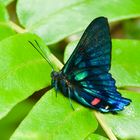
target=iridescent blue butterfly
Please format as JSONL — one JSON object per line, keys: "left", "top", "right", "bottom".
{"left": 29, "top": 17, "right": 131, "bottom": 113}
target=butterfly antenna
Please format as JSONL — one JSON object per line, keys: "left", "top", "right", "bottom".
{"left": 28, "top": 40, "right": 54, "bottom": 71}
{"left": 68, "top": 88, "right": 75, "bottom": 111}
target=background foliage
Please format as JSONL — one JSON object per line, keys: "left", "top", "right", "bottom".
{"left": 0, "top": 0, "right": 140, "bottom": 140}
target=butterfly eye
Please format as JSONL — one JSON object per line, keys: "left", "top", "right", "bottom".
{"left": 51, "top": 71, "right": 58, "bottom": 77}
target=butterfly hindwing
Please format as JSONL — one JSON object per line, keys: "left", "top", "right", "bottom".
{"left": 61, "top": 17, "right": 131, "bottom": 112}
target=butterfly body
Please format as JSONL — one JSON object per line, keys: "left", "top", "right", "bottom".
{"left": 51, "top": 71, "right": 69, "bottom": 96}
{"left": 51, "top": 17, "right": 131, "bottom": 113}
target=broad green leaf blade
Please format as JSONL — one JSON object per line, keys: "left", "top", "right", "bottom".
{"left": 17, "top": 0, "right": 140, "bottom": 45}
{"left": 102, "top": 90, "right": 140, "bottom": 140}
{"left": 0, "top": 99, "right": 34, "bottom": 140}
{"left": 64, "top": 39, "right": 140, "bottom": 87}
{"left": 0, "top": 33, "right": 52, "bottom": 119}
{"left": 0, "top": 0, "right": 14, "bottom": 6}
{"left": 111, "top": 39, "right": 140, "bottom": 87}
{"left": 0, "top": 22, "right": 15, "bottom": 41}
{"left": 0, "top": 3, "right": 9, "bottom": 21}
{"left": 86, "top": 134, "right": 109, "bottom": 140}
{"left": 11, "top": 89, "right": 98, "bottom": 140}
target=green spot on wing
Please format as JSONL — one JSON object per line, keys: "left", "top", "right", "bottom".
{"left": 75, "top": 71, "right": 88, "bottom": 81}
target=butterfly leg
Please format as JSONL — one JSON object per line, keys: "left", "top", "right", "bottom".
{"left": 68, "top": 87, "right": 75, "bottom": 111}
{"left": 54, "top": 80, "right": 58, "bottom": 97}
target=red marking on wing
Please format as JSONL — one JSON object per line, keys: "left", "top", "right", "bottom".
{"left": 91, "top": 98, "right": 101, "bottom": 105}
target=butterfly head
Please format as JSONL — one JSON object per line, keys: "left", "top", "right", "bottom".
{"left": 51, "top": 71, "right": 60, "bottom": 78}
{"left": 51, "top": 71, "right": 61, "bottom": 87}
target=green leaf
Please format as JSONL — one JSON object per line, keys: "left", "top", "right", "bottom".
{"left": 0, "top": 33, "right": 52, "bottom": 119}
{"left": 0, "top": 2, "right": 9, "bottom": 21}
{"left": 0, "top": 99, "right": 34, "bottom": 140}
{"left": 86, "top": 134, "right": 109, "bottom": 140}
{"left": 0, "top": 0, "right": 14, "bottom": 6}
{"left": 17, "top": 0, "right": 140, "bottom": 45}
{"left": 111, "top": 39, "right": 140, "bottom": 87}
{"left": 64, "top": 40, "right": 78, "bottom": 63}
{"left": 11, "top": 89, "right": 98, "bottom": 140}
{"left": 0, "top": 22, "right": 15, "bottom": 41}
{"left": 103, "top": 90, "right": 140, "bottom": 140}
{"left": 64, "top": 39, "right": 140, "bottom": 87}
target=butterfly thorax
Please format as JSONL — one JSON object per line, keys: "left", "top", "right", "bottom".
{"left": 51, "top": 71, "right": 71, "bottom": 96}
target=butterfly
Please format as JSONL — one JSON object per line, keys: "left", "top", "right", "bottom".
{"left": 29, "top": 17, "right": 131, "bottom": 113}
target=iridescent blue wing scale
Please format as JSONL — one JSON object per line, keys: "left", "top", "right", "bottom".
{"left": 61, "top": 17, "right": 131, "bottom": 112}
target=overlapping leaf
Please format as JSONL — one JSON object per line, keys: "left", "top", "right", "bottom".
{"left": 11, "top": 89, "right": 98, "bottom": 140}
{"left": 0, "top": 0, "right": 14, "bottom": 6}
{"left": 0, "top": 23, "right": 15, "bottom": 40}
{"left": 0, "top": 33, "right": 52, "bottom": 119}
{"left": 0, "top": 2, "right": 14, "bottom": 40}
{"left": 17, "top": 0, "right": 140, "bottom": 44}
{"left": 0, "top": 2, "right": 9, "bottom": 21}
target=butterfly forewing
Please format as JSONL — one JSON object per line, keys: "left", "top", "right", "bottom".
{"left": 62, "top": 17, "right": 111, "bottom": 74}
{"left": 60, "top": 17, "right": 131, "bottom": 112}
